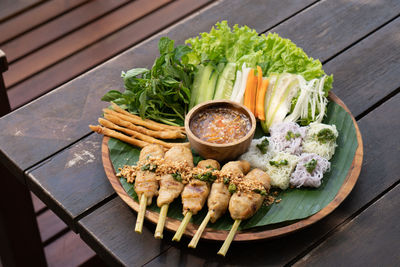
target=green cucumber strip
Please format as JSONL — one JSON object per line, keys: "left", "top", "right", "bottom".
{"left": 213, "top": 62, "right": 236, "bottom": 100}
{"left": 189, "top": 65, "right": 205, "bottom": 109}
{"left": 194, "top": 64, "right": 214, "bottom": 106}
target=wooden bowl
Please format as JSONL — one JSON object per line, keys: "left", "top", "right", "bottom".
{"left": 184, "top": 100, "right": 256, "bottom": 162}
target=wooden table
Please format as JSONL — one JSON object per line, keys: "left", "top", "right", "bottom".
{"left": 1, "top": 0, "right": 399, "bottom": 266}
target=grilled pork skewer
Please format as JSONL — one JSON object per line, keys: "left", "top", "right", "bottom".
{"left": 134, "top": 144, "right": 165, "bottom": 233}
{"left": 218, "top": 168, "right": 271, "bottom": 256}
{"left": 188, "top": 160, "right": 250, "bottom": 248}
{"left": 154, "top": 145, "right": 194, "bottom": 239}
{"left": 172, "top": 159, "right": 220, "bottom": 242}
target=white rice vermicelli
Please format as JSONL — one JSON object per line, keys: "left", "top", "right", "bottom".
{"left": 265, "top": 152, "right": 299, "bottom": 190}
{"left": 302, "top": 123, "right": 338, "bottom": 160}
{"left": 290, "top": 153, "right": 330, "bottom": 188}
{"left": 239, "top": 136, "right": 275, "bottom": 170}
{"left": 270, "top": 122, "right": 307, "bottom": 155}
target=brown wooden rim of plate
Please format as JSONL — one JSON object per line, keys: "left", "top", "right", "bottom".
{"left": 101, "top": 92, "right": 363, "bottom": 242}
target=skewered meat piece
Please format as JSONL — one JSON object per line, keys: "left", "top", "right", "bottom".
{"left": 135, "top": 144, "right": 165, "bottom": 205}
{"left": 229, "top": 168, "right": 271, "bottom": 220}
{"left": 208, "top": 160, "right": 250, "bottom": 223}
{"left": 157, "top": 146, "right": 194, "bottom": 207}
{"left": 181, "top": 159, "right": 220, "bottom": 215}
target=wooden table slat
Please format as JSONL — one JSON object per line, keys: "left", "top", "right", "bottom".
{"left": 0, "top": 0, "right": 44, "bottom": 23}
{"left": 271, "top": 0, "right": 400, "bottom": 63}
{"left": 0, "top": 0, "right": 89, "bottom": 44}
{"left": 6, "top": 0, "right": 214, "bottom": 109}
{"left": 324, "top": 16, "right": 400, "bottom": 117}
{"left": 44, "top": 230, "right": 96, "bottom": 267}
{"left": 77, "top": 197, "right": 170, "bottom": 267}
{"left": 3, "top": 0, "right": 173, "bottom": 87}
{"left": 294, "top": 183, "right": 400, "bottom": 267}
{"left": 2, "top": 0, "right": 131, "bottom": 63}
{"left": 27, "top": 133, "right": 115, "bottom": 230}
{"left": 37, "top": 209, "right": 68, "bottom": 244}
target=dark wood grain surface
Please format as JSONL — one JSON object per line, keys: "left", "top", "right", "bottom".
{"left": 294, "top": 185, "right": 400, "bottom": 267}
{"left": 27, "top": 133, "right": 115, "bottom": 230}
{"left": 2, "top": 0, "right": 131, "bottom": 63}
{"left": 5, "top": 0, "right": 214, "bottom": 109}
{"left": 0, "top": 0, "right": 89, "bottom": 43}
{"left": 78, "top": 197, "right": 170, "bottom": 266}
{"left": 0, "top": 0, "right": 399, "bottom": 265}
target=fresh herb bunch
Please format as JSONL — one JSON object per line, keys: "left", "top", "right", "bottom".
{"left": 101, "top": 37, "right": 195, "bottom": 126}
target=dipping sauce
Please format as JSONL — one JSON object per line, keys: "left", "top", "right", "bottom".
{"left": 190, "top": 107, "right": 251, "bottom": 144}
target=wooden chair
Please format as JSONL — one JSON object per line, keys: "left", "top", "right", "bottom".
{"left": 0, "top": 49, "right": 11, "bottom": 117}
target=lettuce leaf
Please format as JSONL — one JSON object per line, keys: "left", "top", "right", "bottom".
{"left": 185, "top": 21, "right": 333, "bottom": 95}
{"left": 261, "top": 33, "right": 333, "bottom": 96}
{"left": 185, "top": 21, "right": 265, "bottom": 68}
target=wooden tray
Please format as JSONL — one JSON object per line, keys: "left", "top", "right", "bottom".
{"left": 101, "top": 93, "right": 363, "bottom": 241}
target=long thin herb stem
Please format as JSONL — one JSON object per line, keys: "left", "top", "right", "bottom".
{"left": 135, "top": 194, "right": 147, "bottom": 234}
{"left": 217, "top": 219, "right": 241, "bottom": 256}
{"left": 188, "top": 210, "right": 211, "bottom": 248}
{"left": 172, "top": 211, "right": 192, "bottom": 242}
{"left": 154, "top": 204, "right": 169, "bottom": 239}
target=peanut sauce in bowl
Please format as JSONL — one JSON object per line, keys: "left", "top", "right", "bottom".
{"left": 185, "top": 100, "right": 256, "bottom": 162}
{"left": 190, "top": 107, "right": 251, "bottom": 144}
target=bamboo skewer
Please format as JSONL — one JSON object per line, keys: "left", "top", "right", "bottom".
{"left": 217, "top": 219, "right": 241, "bottom": 256}
{"left": 135, "top": 194, "right": 148, "bottom": 233}
{"left": 188, "top": 210, "right": 211, "bottom": 248}
{"left": 154, "top": 204, "right": 169, "bottom": 239}
{"left": 172, "top": 211, "right": 193, "bottom": 242}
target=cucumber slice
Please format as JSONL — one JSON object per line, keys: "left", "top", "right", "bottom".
{"left": 193, "top": 64, "right": 214, "bottom": 107}
{"left": 213, "top": 62, "right": 236, "bottom": 100}
{"left": 196, "top": 64, "right": 217, "bottom": 104}
{"left": 189, "top": 65, "right": 205, "bottom": 109}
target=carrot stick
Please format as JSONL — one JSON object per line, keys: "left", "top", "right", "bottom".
{"left": 254, "top": 66, "right": 263, "bottom": 117}
{"left": 243, "top": 69, "right": 257, "bottom": 115}
{"left": 255, "top": 79, "right": 269, "bottom": 121}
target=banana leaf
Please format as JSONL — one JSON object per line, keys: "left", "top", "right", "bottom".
{"left": 108, "top": 101, "right": 358, "bottom": 230}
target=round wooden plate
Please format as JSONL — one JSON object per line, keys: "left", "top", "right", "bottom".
{"left": 101, "top": 92, "right": 363, "bottom": 241}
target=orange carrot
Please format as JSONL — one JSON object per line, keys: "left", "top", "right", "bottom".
{"left": 243, "top": 69, "right": 256, "bottom": 114}
{"left": 256, "top": 79, "right": 269, "bottom": 121}
{"left": 255, "top": 66, "right": 263, "bottom": 117}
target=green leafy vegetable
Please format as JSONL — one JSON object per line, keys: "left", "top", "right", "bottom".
{"left": 172, "top": 172, "right": 182, "bottom": 182}
{"left": 253, "top": 189, "right": 267, "bottom": 196}
{"left": 256, "top": 138, "right": 269, "bottom": 154}
{"left": 317, "top": 128, "right": 337, "bottom": 143}
{"left": 196, "top": 171, "right": 217, "bottom": 183}
{"left": 305, "top": 159, "right": 318, "bottom": 173}
{"left": 228, "top": 183, "right": 237, "bottom": 194}
{"left": 223, "top": 177, "right": 230, "bottom": 184}
{"left": 269, "top": 159, "right": 289, "bottom": 167}
{"left": 141, "top": 164, "right": 157, "bottom": 172}
{"left": 285, "top": 131, "right": 300, "bottom": 140}
{"left": 101, "top": 37, "right": 194, "bottom": 126}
